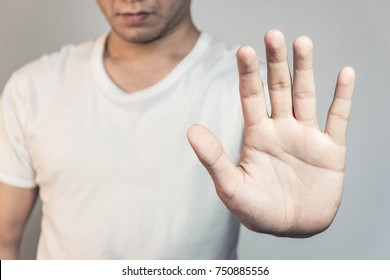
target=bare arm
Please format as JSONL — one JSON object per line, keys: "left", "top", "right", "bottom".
{"left": 0, "top": 182, "right": 38, "bottom": 259}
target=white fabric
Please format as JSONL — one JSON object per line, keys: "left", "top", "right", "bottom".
{"left": 0, "top": 32, "right": 266, "bottom": 259}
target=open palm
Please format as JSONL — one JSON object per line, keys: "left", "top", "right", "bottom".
{"left": 187, "top": 30, "right": 355, "bottom": 237}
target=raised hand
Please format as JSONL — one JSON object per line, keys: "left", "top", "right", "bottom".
{"left": 187, "top": 30, "right": 355, "bottom": 237}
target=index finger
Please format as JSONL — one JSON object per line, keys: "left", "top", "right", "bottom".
{"left": 237, "top": 45, "right": 268, "bottom": 127}
{"left": 325, "top": 66, "right": 356, "bottom": 146}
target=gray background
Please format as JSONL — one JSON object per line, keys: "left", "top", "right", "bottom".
{"left": 0, "top": 0, "right": 389, "bottom": 259}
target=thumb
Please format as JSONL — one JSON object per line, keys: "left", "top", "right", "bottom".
{"left": 187, "top": 124, "right": 242, "bottom": 202}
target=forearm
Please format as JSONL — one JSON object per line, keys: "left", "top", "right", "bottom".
{"left": 0, "top": 238, "right": 20, "bottom": 260}
{"left": 0, "top": 183, "right": 38, "bottom": 260}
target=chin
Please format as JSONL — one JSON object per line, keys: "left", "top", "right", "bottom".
{"left": 113, "top": 26, "right": 166, "bottom": 44}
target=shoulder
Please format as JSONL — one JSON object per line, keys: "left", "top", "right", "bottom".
{"left": 10, "top": 37, "right": 98, "bottom": 87}
{"left": 190, "top": 33, "right": 269, "bottom": 110}
{"left": 197, "top": 33, "right": 239, "bottom": 77}
{"left": 0, "top": 35, "right": 105, "bottom": 120}
{"left": 197, "top": 33, "right": 266, "bottom": 82}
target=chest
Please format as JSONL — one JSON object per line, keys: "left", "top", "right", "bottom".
{"left": 24, "top": 70, "right": 243, "bottom": 193}
{"left": 103, "top": 56, "right": 181, "bottom": 93}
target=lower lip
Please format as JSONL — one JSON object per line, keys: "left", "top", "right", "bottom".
{"left": 120, "top": 13, "right": 151, "bottom": 25}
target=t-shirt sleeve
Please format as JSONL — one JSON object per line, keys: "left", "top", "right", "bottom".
{"left": 0, "top": 74, "right": 37, "bottom": 188}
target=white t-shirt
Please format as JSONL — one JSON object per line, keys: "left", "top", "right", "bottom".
{"left": 0, "top": 32, "right": 266, "bottom": 259}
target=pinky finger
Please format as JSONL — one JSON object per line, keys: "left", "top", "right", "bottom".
{"left": 325, "top": 67, "right": 356, "bottom": 146}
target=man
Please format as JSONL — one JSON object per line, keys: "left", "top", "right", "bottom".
{"left": 0, "top": 0, "right": 355, "bottom": 259}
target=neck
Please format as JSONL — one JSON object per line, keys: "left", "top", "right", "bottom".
{"left": 103, "top": 18, "right": 200, "bottom": 93}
